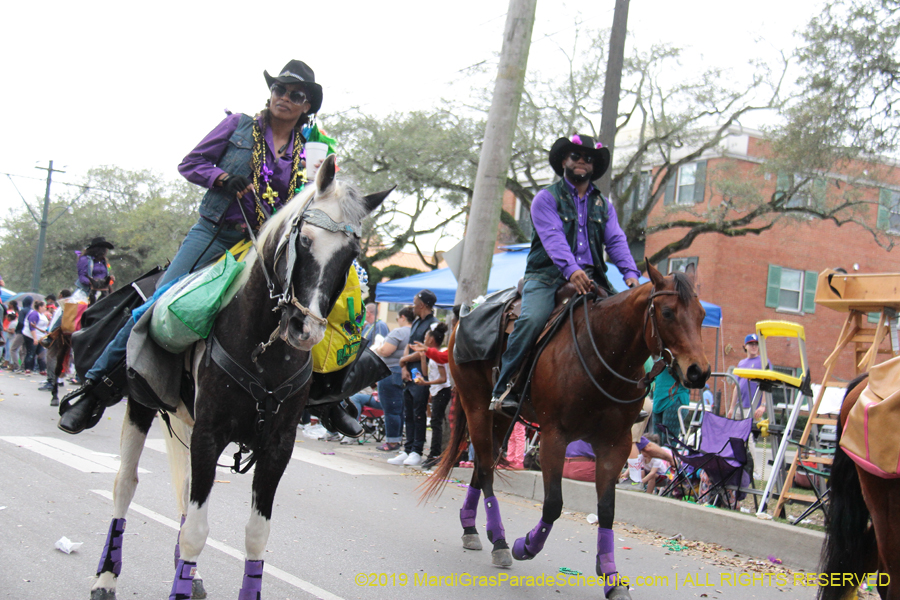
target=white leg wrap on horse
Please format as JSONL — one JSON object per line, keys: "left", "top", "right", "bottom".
{"left": 179, "top": 502, "right": 210, "bottom": 562}
{"left": 245, "top": 510, "right": 271, "bottom": 561}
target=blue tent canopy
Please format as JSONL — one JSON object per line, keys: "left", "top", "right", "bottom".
{"left": 1, "top": 288, "right": 15, "bottom": 303}
{"left": 375, "top": 246, "right": 722, "bottom": 328}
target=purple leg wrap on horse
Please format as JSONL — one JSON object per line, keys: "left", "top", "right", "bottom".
{"left": 483, "top": 496, "right": 505, "bottom": 544}
{"left": 174, "top": 514, "right": 186, "bottom": 564}
{"left": 237, "top": 559, "right": 264, "bottom": 600}
{"left": 513, "top": 518, "right": 553, "bottom": 559}
{"left": 169, "top": 559, "right": 196, "bottom": 600}
{"left": 96, "top": 517, "right": 126, "bottom": 576}
{"left": 460, "top": 487, "right": 481, "bottom": 528}
{"left": 596, "top": 527, "right": 619, "bottom": 594}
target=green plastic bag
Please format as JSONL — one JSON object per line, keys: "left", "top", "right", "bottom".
{"left": 150, "top": 252, "right": 245, "bottom": 353}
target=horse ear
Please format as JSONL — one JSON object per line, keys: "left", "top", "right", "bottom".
{"left": 363, "top": 186, "right": 395, "bottom": 214}
{"left": 316, "top": 154, "right": 337, "bottom": 192}
{"left": 646, "top": 261, "right": 664, "bottom": 287}
{"left": 683, "top": 262, "right": 697, "bottom": 286}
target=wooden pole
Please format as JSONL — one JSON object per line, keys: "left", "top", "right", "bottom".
{"left": 454, "top": 0, "right": 537, "bottom": 306}
{"left": 597, "top": 0, "right": 631, "bottom": 199}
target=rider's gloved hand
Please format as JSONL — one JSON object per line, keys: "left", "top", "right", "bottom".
{"left": 222, "top": 174, "right": 252, "bottom": 198}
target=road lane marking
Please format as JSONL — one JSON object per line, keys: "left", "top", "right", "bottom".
{"left": 91, "top": 490, "right": 345, "bottom": 600}
{"left": 289, "top": 446, "right": 397, "bottom": 475}
{"left": 144, "top": 438, "right": 395, "bottom": 476}
{"left": 0, "top": 436, "right": 148, "bottom": 474}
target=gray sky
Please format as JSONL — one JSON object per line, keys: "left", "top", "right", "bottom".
{"left": 0, "top": 0, "right": 822, "bottom": 218}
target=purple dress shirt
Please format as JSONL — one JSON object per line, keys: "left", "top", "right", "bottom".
{"left": 531, "top": 178, "right": 640, "bottom": 282}
{"left": 178, "top": 114, "right": 296, "bottom": 223}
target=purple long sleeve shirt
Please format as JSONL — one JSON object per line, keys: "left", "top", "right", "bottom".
{"left": 178, "top": 114, "right": 296, "bottom": 223}
{"left": 531, "top": 178, "right": 640, "bottom": 281}
{"left": 77, "top": 254, "right": 108, "bottom": 288}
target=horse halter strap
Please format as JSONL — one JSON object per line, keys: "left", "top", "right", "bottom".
{"left": 643, "top": 289, "right": 683, "bottom": 368}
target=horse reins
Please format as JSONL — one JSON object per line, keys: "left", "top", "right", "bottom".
{"left": 569, "top": 288, "right": 683, "bottom": 404}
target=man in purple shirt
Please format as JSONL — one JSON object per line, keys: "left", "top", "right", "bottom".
{"left": 490, "top": 134, "right": 640, "bottom": 412}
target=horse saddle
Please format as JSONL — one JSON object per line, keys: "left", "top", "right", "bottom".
{"left": 841, "top": 355, "right": 900, "bottom": 478}
{"left": 453, "top": 279, "right": 608, "bottom": 367}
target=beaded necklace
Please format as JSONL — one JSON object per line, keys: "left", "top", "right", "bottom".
{"left": 250, "top": 120, "right": 303, "bottom": 227}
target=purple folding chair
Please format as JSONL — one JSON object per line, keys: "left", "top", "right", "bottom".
{"left": 662, "top": 413, "right": 753, "bottom": 509}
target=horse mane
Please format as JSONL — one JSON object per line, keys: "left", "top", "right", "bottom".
{"left": 671, "top": 272, "right": 696, "bottom": 303}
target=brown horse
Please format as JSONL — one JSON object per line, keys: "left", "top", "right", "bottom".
{"left": 424, "top": 264, "right": 710, "bottom": 599}
{"left": 818, "top": 374, "right": 900, "bottom": 600}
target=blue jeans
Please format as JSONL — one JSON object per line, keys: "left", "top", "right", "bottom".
{"left": 85, "top": 217, "right": 247, "bottom": 382}
{"left": 377, "top": 367, "right": 404, "bottom": 443}
{"left": 349, "top": 391, "right": 382, "bottom": 415}
{"left": 492, "top": 278, "right": 560, "bottom": 396}
{"left": 158, "top": 218, "right": 247, "bottom": 288}
{"left": 403, "top": 381, "right": 429, "bottom": 455}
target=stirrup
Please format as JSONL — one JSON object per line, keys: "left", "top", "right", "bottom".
{"left": 489, "top": 386, "right": 514, "bottom": 412}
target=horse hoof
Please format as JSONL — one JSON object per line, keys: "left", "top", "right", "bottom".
{"left": 491, "top": 548, "right": 513, "bottom": 568}
{"left": 192, "top": 578, "right": 208, "bottom": 599}
{"left": 606, "top": 585, "right": 632, "bottom": 600}
{"left": 461, "top": 533, "right": 482, "bottom": 551}
{"left": 511, "top": 536, "right": 533, "bottom": 561}
{"left": 90, "top": 589, "right": 116, "bottom": 600}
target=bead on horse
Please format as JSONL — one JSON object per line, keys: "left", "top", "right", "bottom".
{"left": 818, "top": 374, "right": 900, "bottom": 600}
{"left": 88, "top": 155, "right": 390, "bottom": 600}
{"left": 423, "top": 263, "right": 710, "bottom": 600}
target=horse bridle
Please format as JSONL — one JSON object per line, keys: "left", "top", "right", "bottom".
{"left": 235, "top": 193, "right": 360, "bottom": 361}
{"left": 570, "top": 288, "right": 685, "bottom": 404}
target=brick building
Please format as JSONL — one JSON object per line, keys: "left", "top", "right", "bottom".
{"left": 642, "top": 129, "right": 900, "bottom": 383}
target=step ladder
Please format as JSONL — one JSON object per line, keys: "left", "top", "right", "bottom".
{"left": 771, "top": 270, "right": 900, "bottom": 519}
{"left": 728, "top": 321, "right": 812, "bottom": 517}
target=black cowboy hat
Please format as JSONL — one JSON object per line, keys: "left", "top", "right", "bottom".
{"left": 548, "top": 134, "right": 611, "bottom": 181}
{"left": 264, "top": 60, "right": 323, "bottom": 114}
{"left": 87, "top": 236, "right": 114, "bottom": 250}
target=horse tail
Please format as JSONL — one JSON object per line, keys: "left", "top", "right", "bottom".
{"left": 162, "top": 414, "right": 193, "bottom": 517}
{"left": 420, "top": 391, "right": 469, "bottom": 503}
{"left": 817, "top": 374, "right": 876, "bottom": 600}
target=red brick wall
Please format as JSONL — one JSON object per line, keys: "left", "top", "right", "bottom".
{"left": 645, "top": 151, "right": 900, "bottom": 383}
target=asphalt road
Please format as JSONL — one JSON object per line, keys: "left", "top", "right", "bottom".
{"left": 0, "top": 370, "right": 822, "bottom": 600}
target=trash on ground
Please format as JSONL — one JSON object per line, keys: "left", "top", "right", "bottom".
{"left": 55, "top": 537, "right": 83, "bottom": 554}
{"left": 586, "top": 513, "right": 598, "bottom": 524}
{"left": 559, "top": 567, "right": 582, "bottom": 576}
{"left": 662, "top": 539, "right": 687, "bottom": 552}
{"left": 768, "top": 555, "right": 782, "bottom": 565}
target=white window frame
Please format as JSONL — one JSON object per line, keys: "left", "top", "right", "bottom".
{"left": 777, "top": 268, "right": 804, "bottom": 312}
{"left": 884, "top": 189, "right": 900, "bottom": 234}
{"left": 668, "top": 257, "right": 698, "bottom": 274}
{"left": 675, "top": 163, "right": 698, "bottom": 205}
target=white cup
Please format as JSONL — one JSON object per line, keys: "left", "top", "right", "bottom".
{"left": 305, "top": 142, "right": 329, "bottom": 181}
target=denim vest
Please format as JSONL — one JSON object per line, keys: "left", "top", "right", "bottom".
{"left": 524, "top": 179, "right": 611, "bottom": 291}
{"left": 198, "top": 114, "right": 255, "bottom": 224}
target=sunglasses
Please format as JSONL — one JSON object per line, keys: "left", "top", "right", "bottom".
{"left": 568, "top": 151, "right": 594, "bottom": 164}
{"left": 270, "top": 83, "right": 308, "bottom": 105}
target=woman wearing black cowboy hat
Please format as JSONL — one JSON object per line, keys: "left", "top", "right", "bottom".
{"left": 59, "top": 60, "right": 360, "bottom": 436}
{"left": 75, "top": 237, "right": 114, "bottom": 296}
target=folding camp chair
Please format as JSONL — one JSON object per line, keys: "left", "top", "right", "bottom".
{"left": 661, "top": 413, "right": 753, "bottom": 509}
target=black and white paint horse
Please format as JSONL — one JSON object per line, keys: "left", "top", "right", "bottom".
{"left": 90, "top": 156, "right": 390, "bottom": 600}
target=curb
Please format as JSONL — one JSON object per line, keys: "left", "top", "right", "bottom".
{"left": 450, "top": 467, "right": 824, "bottom": 572}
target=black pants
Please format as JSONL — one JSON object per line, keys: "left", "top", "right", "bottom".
{"left": 403, "top": 382, "right": 429, "bottom": 455}
{"left": 428, "top": 387, "right": 452, "bottom": 458}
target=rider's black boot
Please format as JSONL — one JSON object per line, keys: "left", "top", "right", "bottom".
{"left": 316, "top": 402, "right": 363, "bottom": 438}
{"left": 58, "top": 380, "right": 105, "bottom": 434}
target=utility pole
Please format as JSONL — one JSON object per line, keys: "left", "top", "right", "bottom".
{"left": 597, "top": 0, "right": 630, "bottom": 199}
{"left": 32, "top": 161, "right": 65, "bottom": 292}
{"left": 454, "top": 0, "right": 537, "bottom": 306}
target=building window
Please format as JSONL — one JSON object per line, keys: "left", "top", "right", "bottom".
{"left": 775, "top": 173, "right": 826, "bottom": 209}
{"left": 663, "top": 160, "right": 706, "bottom": 206}
{"left": 877, "top": 188, "right": 900, "bottom": 234}
{"left": 668, "top": 256, "right": 698, "bottom": 274}
{"left": 765, "top": 265, "right": 818, "bottom": 314}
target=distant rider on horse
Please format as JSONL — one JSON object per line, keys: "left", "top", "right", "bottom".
{"left": 75, "top": 237, "right": 114, "bottom": 299}
{"left": 490, "top": 134, "right": 641, "bottom": 412}
{"left": 59, "top": 60, "right": 361, "bottom": 438}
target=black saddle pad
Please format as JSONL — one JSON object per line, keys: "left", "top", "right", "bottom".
{"left": 72, "top": 267, "right": 164, "bottom": 379}
{"left": 453, "top": 287, "right": 518, "bottom": 365}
